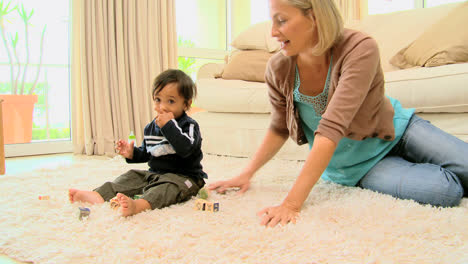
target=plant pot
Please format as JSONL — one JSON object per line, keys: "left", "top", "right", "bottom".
{"left": 0, "top": 94, "right": 38, "bottom": 144}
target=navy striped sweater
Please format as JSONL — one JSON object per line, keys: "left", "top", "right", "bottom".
{"left": 127, "top": 112, "right": 207, "bottom": 180}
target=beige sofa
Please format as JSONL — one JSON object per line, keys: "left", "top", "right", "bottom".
{"left": 194, "top": 2, "right": 468, "bottom": 160}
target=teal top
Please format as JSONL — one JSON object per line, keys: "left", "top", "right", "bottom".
{"left": 293, "top": 56, "right": 415, "bottom": 186}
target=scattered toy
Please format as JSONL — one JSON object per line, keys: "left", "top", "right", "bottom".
{"left": 194, "top": 198, "right": 219, "bottom": 212}
{"left": 110, "top": 197, "right": 120, "bottom": 210}
{"left": 38, "top": 195, "right": 50, "bottom": 200}
{"left": 197, "top": 187, "right": 210, "bottom": 200}
{"left": 79, "top": 207, "right": 90, "bottom": 220}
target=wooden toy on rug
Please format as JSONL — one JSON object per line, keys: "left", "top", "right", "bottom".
{"left": 204, "top": 200, "right": 219, "bottom": 212}
{"left": 194, "top": 187, "right": 219, "bottom": 212}
{"left": 194, "top": 199, "right": 219, "bottom": 212}
{"left": 110, "top": 197, "right": 120, "bottom": 210}
{"left": 78, "top": 207, "right": 90, "bottom": 220}
{"left": 38, "top": 195, "right": 50, "bottom": 200}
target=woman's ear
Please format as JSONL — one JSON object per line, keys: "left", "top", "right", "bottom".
{"left": 308, "top": 9, "right": 317, "bottom": 28}
{"left": 308, "top": 9, "right": 316, "bottom": 22}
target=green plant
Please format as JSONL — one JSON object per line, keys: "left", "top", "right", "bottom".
{"left": 177, "top": 37, "right": 196, "bottom": 76}
{"left": 0, "top": 0, "right": 46, "bottom": 95}
{"left": 32, "top": 127, "right": 70, "bottom": 140}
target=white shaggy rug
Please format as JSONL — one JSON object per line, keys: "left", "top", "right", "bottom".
{"left": 0, "top": 154, "right": 467, "bottom": 264}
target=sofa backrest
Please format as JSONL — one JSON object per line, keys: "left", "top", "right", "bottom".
{"left": 350, "top": 3, "right": 460, "bottom": 72}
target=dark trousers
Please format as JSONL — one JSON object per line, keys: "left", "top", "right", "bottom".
{"left": 94, "top": 169, "right": 204, "bottom": 209}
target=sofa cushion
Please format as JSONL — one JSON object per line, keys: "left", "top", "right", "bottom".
{"left": 221, "top": 50, "right": 275, "bottom": 82}
{"left": 193, "top": 111, "right": 310, "bottom": 159}
{"left": 230, "top": 21, "right": 280, "bottom": 52}
{"left": 355, "top": 3, "right": 459, "bottom": 72}
{"left": 198, "top": 62, "right": 468, "bottom": 114}
{"left": 384, "top": 63, "right": 468, "bottom": 113}
{"left": 195, "top": 78, "right": 270, "bottom": 113}
{"left": 390, "top": 2, "right": 468, "bottom": 69}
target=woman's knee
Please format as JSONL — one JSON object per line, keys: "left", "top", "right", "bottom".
{"left": 430, "top": 169, "right": 464, "bottom": 207}
{"left": 361, "top": 163, "right": 464, "bottom": 207}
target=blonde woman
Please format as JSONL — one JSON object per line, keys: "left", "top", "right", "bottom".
{"left": 209, "top": 0, "right": 468, "bottom": 227}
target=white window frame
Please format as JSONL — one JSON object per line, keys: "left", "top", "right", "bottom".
{"left": 6, "top": 141, "right": 73, "bottom": 157}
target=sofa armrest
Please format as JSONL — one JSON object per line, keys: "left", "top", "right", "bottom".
{"left": 197, "top": 63, "right": 225, "bottom": 80}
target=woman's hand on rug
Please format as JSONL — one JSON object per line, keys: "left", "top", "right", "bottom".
{"left": 257, "top": 203, "right": 299, "bottom": 227}
{"left": 208, "top": 174, "right": 251, "bottom": 195}
{"left": 116, "top": 139, "right": 134, "bottom": 159}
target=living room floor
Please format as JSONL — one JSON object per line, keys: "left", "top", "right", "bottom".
{"left": 2, "top": 152, "right": 82, "bottom": 264}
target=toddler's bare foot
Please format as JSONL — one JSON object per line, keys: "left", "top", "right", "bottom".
{"left": 68, "top": 189, "right": 104, "bottom": 204}
{"left": 117, "top": 193, "right": 136, "bottom": 216}
{"left": 117, "top": 193, "right": 151, "bottom": 217}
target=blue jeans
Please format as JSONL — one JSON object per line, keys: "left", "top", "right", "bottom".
{"left": 359, "top": 115, "right": 467, "bottom": 207}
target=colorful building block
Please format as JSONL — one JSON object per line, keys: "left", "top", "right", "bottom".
{"left": 38, "top": 195, "right": 50, "bottom": 200}
{"left": 194, "top": 199, "right": 205, "bottom": 211}
{"left": 110, "top": 197, "right": 120, "bottom": 210}
{"left": 79, "top": 207, "right": 90, "bottom": 220}
{"left": 204, "top": 201, "right": 220, "bottom": 212}
{"left": 194, "top": 198, "right": 219, "bottom": 212}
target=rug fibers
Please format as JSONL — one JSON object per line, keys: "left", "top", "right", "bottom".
{"left": 0, "top": 154, "right": 467, "bottom": 264}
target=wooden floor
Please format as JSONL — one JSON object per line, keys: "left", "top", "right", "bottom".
{"left": 1, "top": 153, "right": 81, "bottom": 264}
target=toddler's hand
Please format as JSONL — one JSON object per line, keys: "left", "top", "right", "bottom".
{"left": 155, "top": 111, "right": 174, "bottom": 127}
{"left": 116, "top": 139, "right": 134, "bottom": 159}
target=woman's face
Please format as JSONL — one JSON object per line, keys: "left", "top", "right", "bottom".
{"left": 269, "top": 0, "right": 317, "bottom": 57}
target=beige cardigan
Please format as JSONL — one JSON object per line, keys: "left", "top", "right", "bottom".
{"left": 265, "top": 29, "right": 396, "bottom": 145}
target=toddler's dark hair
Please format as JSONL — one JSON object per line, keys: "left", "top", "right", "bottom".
{"left": 152, "top": 69, "right": 196, "bottom": 105}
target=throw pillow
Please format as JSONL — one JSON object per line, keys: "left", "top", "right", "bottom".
{"left": 390, "top": 2, "right": 468, "bottom": 68}
{"left": 230, "top": 21, "right": 280, "bottom": 52}
{"left": 221, "top": 50, "right": 275, "bottom": 82}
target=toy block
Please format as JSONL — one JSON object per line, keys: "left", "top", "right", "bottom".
{"left": 212, "top": 202, "right": 219, "bottom": 212}
{"left": 193, "top": 198, "right": 219, "bottom": 212}
{"left": 205, "top": 201, "right": 219, "bottom": 212}
{"left": 38, "top": 195, "right": 50, "bottom": 200}
{"left": 110, "top": 197, "right": 120, "bottom": 210}
{"left": 78, "top": 207, "right": 90, "bottom": 220}
{"left": 194, "top": 198, "right": 206, "bottom": 211}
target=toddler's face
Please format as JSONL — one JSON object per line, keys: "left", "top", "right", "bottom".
{"left": 153, "top": 82, "right": 189, "bottom": 119}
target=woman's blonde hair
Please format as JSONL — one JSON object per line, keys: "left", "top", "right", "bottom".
{"left": 285, "top": 0, "right": 344, "bottom": 55}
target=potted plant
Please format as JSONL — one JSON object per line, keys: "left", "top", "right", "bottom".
{"left": 0, "top": 0, "right": 46, "bottom": 144}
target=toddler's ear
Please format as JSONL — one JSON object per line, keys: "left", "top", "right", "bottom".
{"left": 186, "top": 99, "right": 193, "bottom": 110}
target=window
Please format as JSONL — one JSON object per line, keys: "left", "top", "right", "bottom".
{"left": 368, "top": 0, "right": 416, "bottom": 15}
{"left": 175, "top": 0, "right": 269, "bottom": 80}
{"left": 424, "top": 0, "right": 466, "bottom": 8}
{"left": 367, "top": 0, "right": 466, "bottom": 15}
{"left": 0, "top": 0, "right": 71, "bottom": 156}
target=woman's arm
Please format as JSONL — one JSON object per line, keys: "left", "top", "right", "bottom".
{"left": 208, "top": 128, "right": 288, "bottom": 194}
{"left": 240, "top": 128, "right": 289, "bottom": 179}
{"left": 258, "top": 134, "right": 336, "bottom": 227}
